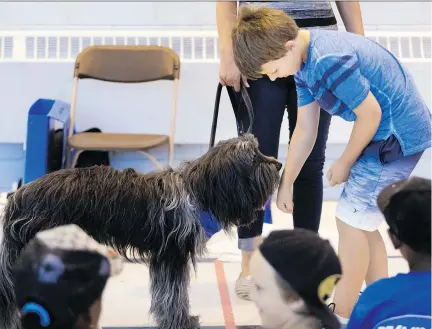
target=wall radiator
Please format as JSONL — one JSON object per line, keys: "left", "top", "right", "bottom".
{"left": 0, "top": 30, "right": 430, "bottom": 63}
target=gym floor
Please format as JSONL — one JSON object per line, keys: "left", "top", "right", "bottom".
{"left": 98, "top": 202, "right": 407, "bottom": 329}
{"left": 0, "top": 198, "right": 408, "bottom": 329}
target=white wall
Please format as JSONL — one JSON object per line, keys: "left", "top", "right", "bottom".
{"left": 0, "top": 62, "right": 430, "bottom": 145}
{"left": 0, "top": 1, "right": 430, "bottom": 192}
{"left": 0, "top": 2, "right": 431, "bottom": 145}
{"left": 0, "top": 2, "right": 431, "bottom": 29}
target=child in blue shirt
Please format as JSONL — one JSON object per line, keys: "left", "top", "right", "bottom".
{"left": 347, "top": 177, "right": 431, "bottom": 329}
{"left": 231, "top": 6, "right": 431, "bottom": 326}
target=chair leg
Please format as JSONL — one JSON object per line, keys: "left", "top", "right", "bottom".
{"left": 65, "top": 147, "right": 73, "bottom": 169}
{"left": 168, "top": 138, "right": 174, "bottom": 167}
{"left": 138, "top": 151, "right": 163, "bottom": 170}
{"left": 66, "top": 149, "right": 83, "bottom": 169}
{"left": 70, "top": 150, "right": 84, "bottom": 169}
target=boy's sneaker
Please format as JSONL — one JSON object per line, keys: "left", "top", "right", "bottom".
{"left": 235, "top": 275, "right": 252, "bottom": 300}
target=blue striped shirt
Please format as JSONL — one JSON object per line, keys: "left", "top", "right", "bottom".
{"left": 295, "top": 29, "right": 431, "bottom": 156}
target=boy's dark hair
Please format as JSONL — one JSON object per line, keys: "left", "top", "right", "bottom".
{"left": 232, "top": 6, "right": 299, "bottom": 80}
{"left": 378, "top": 176, "right": 431, "bottom": 255}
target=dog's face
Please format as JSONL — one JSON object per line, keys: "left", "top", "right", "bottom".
{"left": 181, "top": 134, "right": 282, "bottom": 230}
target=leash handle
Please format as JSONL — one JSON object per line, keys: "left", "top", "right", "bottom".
{"left": 209, "top": 81, "right": 254, "bottom": 150}
{"left": 209, "top": 83, "right": 223, "bottom": 150}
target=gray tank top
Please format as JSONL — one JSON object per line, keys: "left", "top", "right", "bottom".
{"left": 239, "top": 1, "right": 338, "bottom": 30}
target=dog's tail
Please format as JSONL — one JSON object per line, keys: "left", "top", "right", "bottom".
{"left": 0, "top": 229, "right": 22, "bottom": 329}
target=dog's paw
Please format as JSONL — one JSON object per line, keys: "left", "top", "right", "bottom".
{"left": 187, "top": 315, "right": 201, "bottom": 329}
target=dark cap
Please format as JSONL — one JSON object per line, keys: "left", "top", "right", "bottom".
{"left": 259, "top": 229, "right": 342, "bottom": 329}
{"left": 378, "top": 176, "right": 431, "bottom": 254}
{"left": 12, "top": 224, "right": 123, "bottom": 328}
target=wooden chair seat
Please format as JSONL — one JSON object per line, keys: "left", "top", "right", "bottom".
{"left": 68, "top": 132, "right": 169, "bottom": 151}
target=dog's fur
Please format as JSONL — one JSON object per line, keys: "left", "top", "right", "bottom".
{"left": 0, "top": 134, "right": 281, "bottom": 329}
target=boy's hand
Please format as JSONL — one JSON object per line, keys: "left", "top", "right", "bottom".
{"left": 276, "top": 178, "right": 293, "bottom": 214}
{"left": 327, "top": 158, "right": 352, "bottom": 187}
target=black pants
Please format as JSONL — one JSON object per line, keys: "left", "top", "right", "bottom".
{"left": 233, "top": 76, "right": 332, "bottom": 239}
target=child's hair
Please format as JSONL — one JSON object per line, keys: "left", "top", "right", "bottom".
{"left": 12, "top": 224, "right": 123, "bottom": 329}
{"left": 232, "top": 6, "right": 299, "bottom": 80}
{"left": 378, "top": 177, "right": 431, "bottom": 255}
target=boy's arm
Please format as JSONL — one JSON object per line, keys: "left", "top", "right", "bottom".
{"left": 340, "top": 93, "right": 381, "bottom": 166}
{"left": 329, "top": 91, "right": 381, "bottom": 186}
{"left": 283, "top": 78, "right": 321, "bottom": 185}
{"left": 316, "top": 54, "right": 380, "bottom": 186}
{"left": 282, "top": 101, "right": 321, "bottom": 184}
{"left": 336, "top": 1, "right": 365, "bottom": 35}
{"left": 277, "top": 83, "right": 320, "bottom": 213}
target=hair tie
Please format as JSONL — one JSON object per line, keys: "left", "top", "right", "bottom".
{"left": 22, "top": 302, "right": 51, "bottom": 327}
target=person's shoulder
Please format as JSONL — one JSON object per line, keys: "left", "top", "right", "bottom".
{"left": 357, "top": 277, "right": 396, "bottom": 302}
{"left": 363, "top": 276, "right": 399, "bottom": 295}
{"left": 360, "top": 272, "right": 429, "bottom": 302}
{"left": 347, "top": 277, "right": 400, "bottom": 326}
{"left": 307, "top": 32, "right": 355, "bottom": 70}
{"left": 348, "top": 273, "right": 431, "bottom": 329}
{"left": 309, "top": 30, "right": 354, "bottom": 54}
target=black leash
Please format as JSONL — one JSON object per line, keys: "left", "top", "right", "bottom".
{"left": 209, "top": 81, "right": 254, "bottom": 150}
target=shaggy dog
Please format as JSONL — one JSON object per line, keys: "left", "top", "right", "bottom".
{"left": 0, "top": 134, "right": 282, "bottom": 329}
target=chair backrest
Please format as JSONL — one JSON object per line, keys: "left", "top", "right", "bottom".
{"left": 73, "top": 45, "right": 180, "bottom": 83}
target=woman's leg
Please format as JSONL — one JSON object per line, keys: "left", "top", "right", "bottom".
{"left": 286, "top": 77, "right": 332, "bottom": 232}
{"left": 233, "top": 76, "right": 287, "bottom": 299}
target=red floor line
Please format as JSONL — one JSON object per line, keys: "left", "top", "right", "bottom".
{"left": 214, "top": 260, "right": 237, "bottom": 329}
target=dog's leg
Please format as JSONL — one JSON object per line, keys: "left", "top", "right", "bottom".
{"left": 149, "top": 253, "right": 200, "bottom": 329}
{"left": 0, "top": 231, "right": 23, "bottom": 329}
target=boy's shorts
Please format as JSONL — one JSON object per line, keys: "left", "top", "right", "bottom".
{"left": 336, "top": 150, "right": 424, "bottom": 231}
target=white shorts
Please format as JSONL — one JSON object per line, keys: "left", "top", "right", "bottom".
{"left": 336, "top": 151, "right": 423, "bottom": 231}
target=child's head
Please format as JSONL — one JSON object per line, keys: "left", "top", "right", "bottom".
{"left": 378, "top": 177, "right": 431, "bottom": 265}
{"left": 249, "top": 229, "right": 342, "bottom": 329}
{"left": 232, "top": 6, "right": 303, "bottom": 81}
{"left": 12, "top": 224, "right": 123, "bottom": 329}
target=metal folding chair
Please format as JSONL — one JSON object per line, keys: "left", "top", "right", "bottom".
{"left": 66, "top": 45, "right": 181, "bottom": 169}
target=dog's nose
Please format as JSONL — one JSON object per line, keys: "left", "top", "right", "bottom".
{"left": 257, "top": 151, "right": 283, "bottom": 171}
{"left": 275, "top": 161, "right": 283, "bottom": 171}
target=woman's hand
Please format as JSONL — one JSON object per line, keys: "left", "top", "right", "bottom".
{"left": 219, "top": 52, "right": 250, "bottom": 92}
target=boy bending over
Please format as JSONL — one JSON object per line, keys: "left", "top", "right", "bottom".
{"left": 347, "top": 177, "right": 431, "bottom": 329}
{"left": 231, "top": 6, "right": 431, "bottom": 325}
